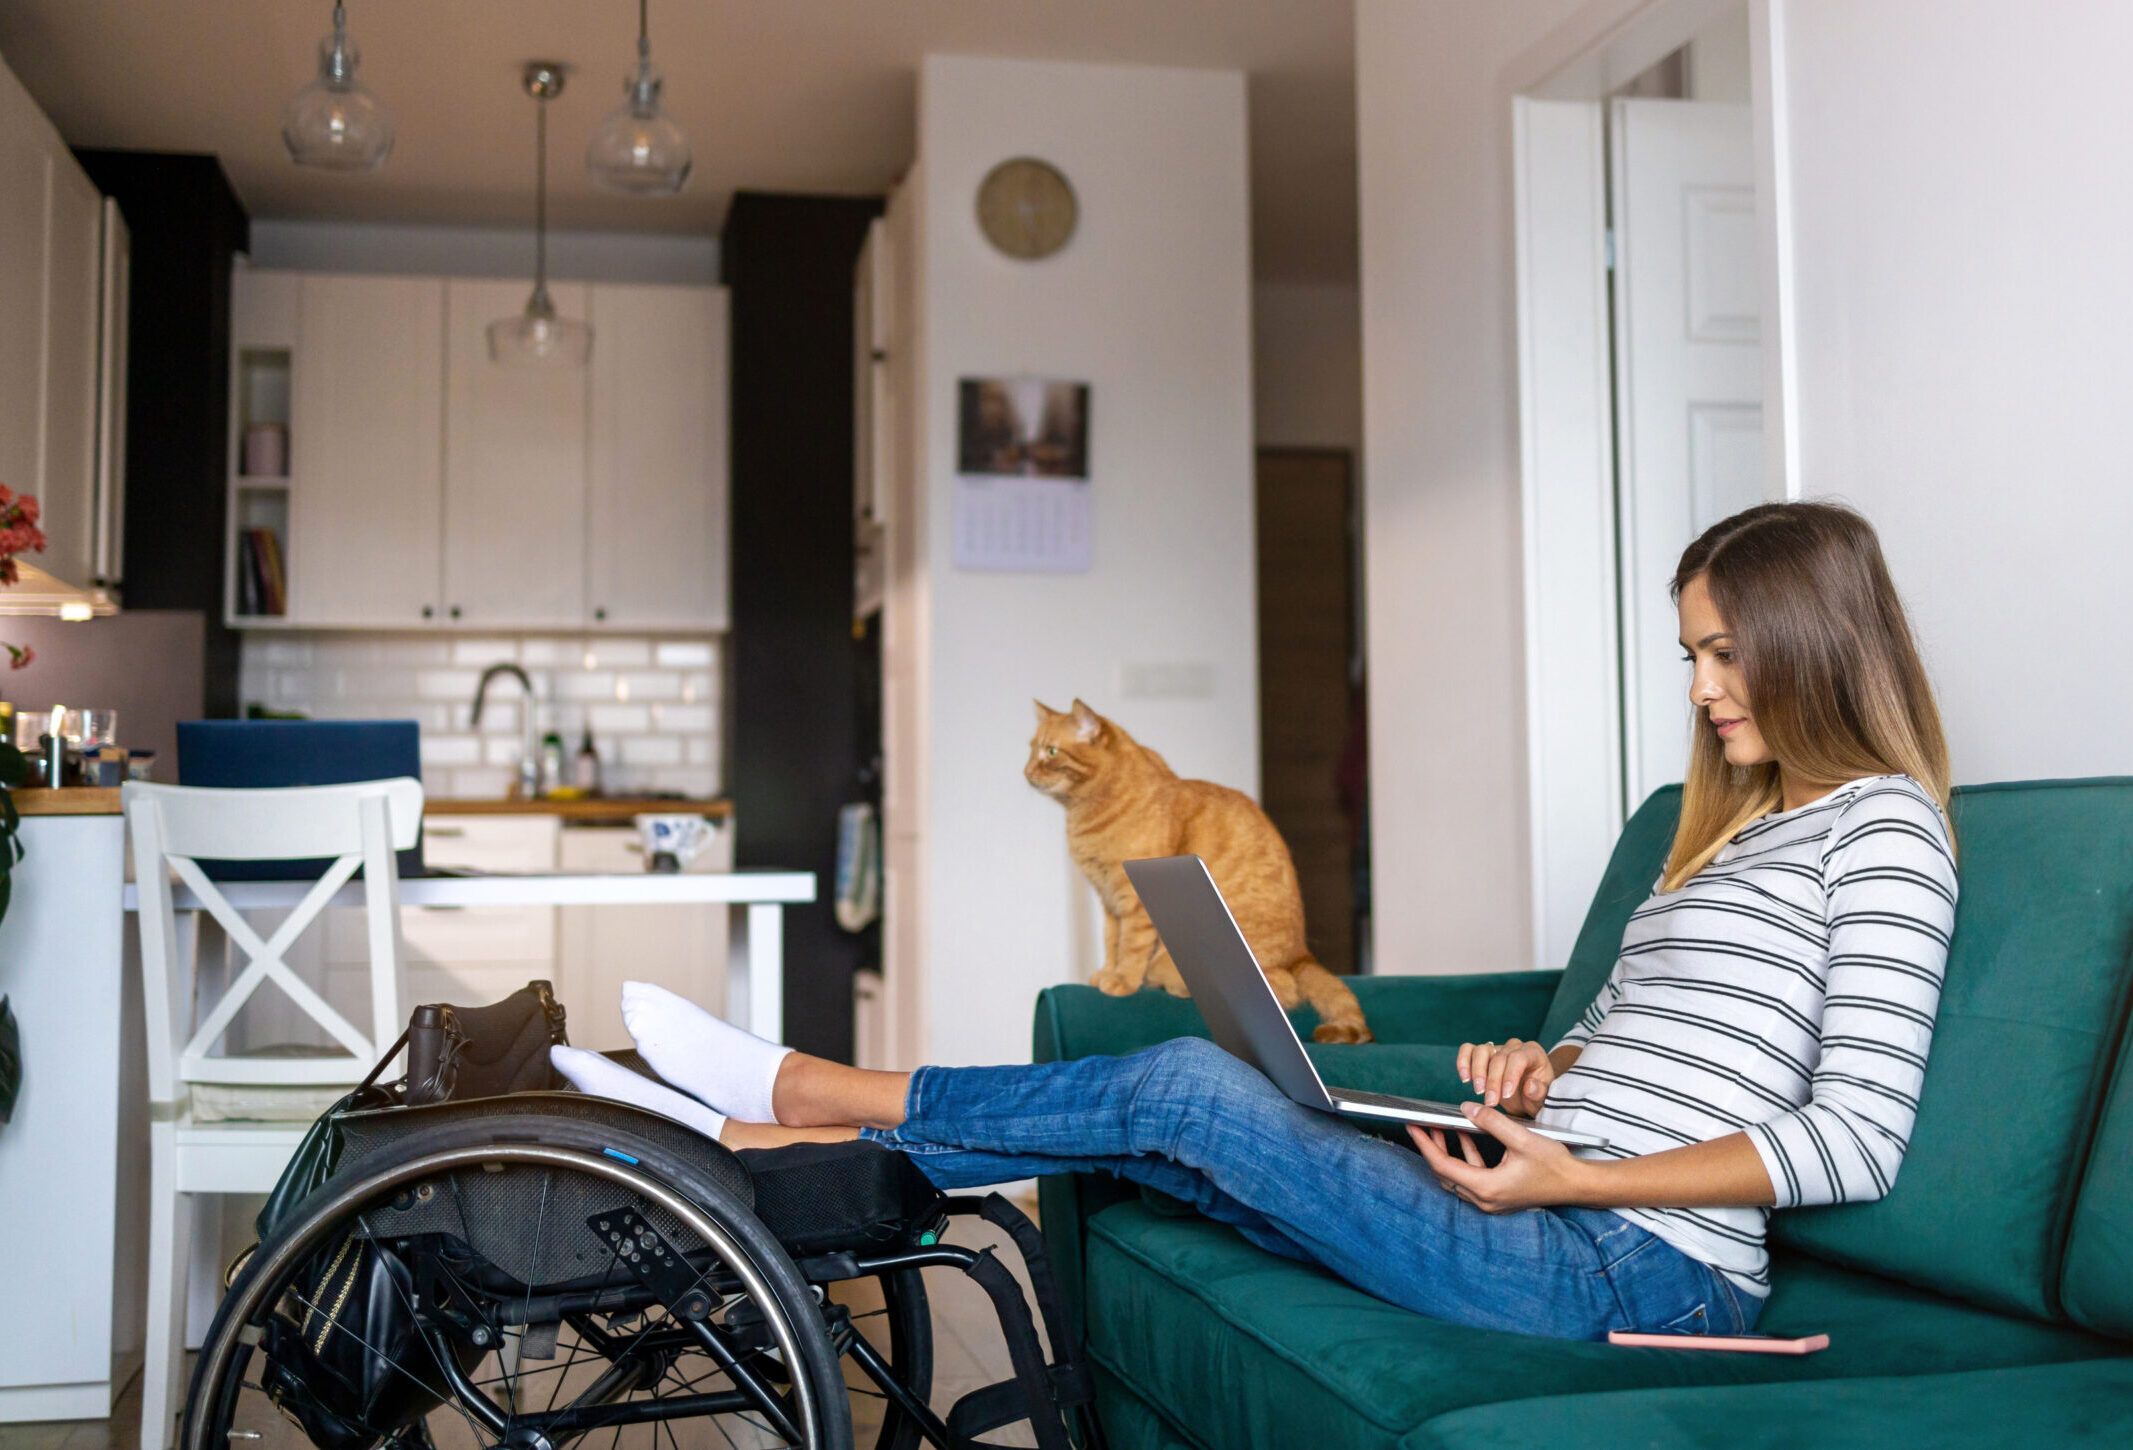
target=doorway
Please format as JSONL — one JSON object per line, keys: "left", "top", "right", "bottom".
{"left": 1255, "top": 447, "right": 1365, "bottom": 976}
{"left": 1511, "top": 0, "right": 1794, "bottom": 968}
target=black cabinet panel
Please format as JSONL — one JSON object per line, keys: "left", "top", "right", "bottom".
{"left": 73, "top": 150, "right": 247, "bottom": 717}
{"left": 722, "top": 192, "right": 882, "bottom": 1063}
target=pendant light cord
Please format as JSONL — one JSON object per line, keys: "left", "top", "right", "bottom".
{"left": 533, "top": 92, "right": 548, "bottom": 292}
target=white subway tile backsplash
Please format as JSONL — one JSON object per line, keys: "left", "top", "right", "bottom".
{"left": 447, "top": 767, "right": 514, "bottom": 799}
{"left": 619, "top": 671, "right": 682, "bottom": 702}
{"left": 368, "top": 638, "right": 454, "bottom": 668}
{"left": 241, "top": 632, "right": 723, "bottom": 799}
{"left": 257, "top": 640, "right": 314, "bottom": 667}
{"left": 420, "top": 733, "right": 481, "bottom": 766}
{"left": 589, "top": 703, "right": 651, "bottom": 735}
{"left": 654, "top": 641, "right": 714, "bottom": 668}
{"left": 657, "top": 704, "right": 713, "bottom": 733}
{"left": 451, "top": 639, "right": 520, "bottom": 667}
{"left": 650, "top": 767, "right": 718, "bottom": 797}
{"left": 517, "top": 637, "right": 578, "bottom": 668}
{"left": 620, "top": 735, "right": 683, "bottom": 766}
{"left": 555, "top": 671, "right": 618, "bottom": 702}
{"left": 583, "top": 640, "right": 651, "bottom": 669}
{"left": 415, "top": 669, "right": 483, "bottom": 700}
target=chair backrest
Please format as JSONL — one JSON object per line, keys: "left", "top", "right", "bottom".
{"left": 124, "top": 778, "right": 425, "bottom": 1106}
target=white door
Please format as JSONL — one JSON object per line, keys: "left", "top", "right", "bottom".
{"left": 37, "top": 155, "right": 103, "bottom": 591}
{"left": 586, "top": 284, "right": 728, "bottom": 630}
{"left": 289, "top": 275, "right": 446, "bottom": 627}
{"left": 1611, "top": 99, "right": 1765, "bottom": 805}
{"left": 443, "top": 278, "right": 589, "bottom": 627}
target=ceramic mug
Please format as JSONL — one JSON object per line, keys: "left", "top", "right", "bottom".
{"left": 634, "top": 813, "right": 716, "bottom": 873}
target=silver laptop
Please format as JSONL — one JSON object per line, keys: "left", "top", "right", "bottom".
{"left": 1123, "top": 855, "right": 1608, "bottom": 1149}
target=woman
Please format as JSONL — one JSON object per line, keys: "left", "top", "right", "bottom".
{"left": 553, "top": 501, "right": 1958, "bottom": 1340}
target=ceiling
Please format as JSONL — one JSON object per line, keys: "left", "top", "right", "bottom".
{"left": 0, "top": 0, "right": 1359, "bottom": 284}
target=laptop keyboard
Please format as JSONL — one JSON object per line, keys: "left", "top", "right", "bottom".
{"left": 1333, "top": 1088, "right": 1455, "bottom": 1112}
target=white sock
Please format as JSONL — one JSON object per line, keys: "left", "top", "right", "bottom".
{"left": 621, "top": 979, "right": 792, "bottom": 1125}
{"left": 549, "top": 1044, "right": 728, "bottom": 1142}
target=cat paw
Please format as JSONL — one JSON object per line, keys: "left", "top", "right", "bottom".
{"left": 1312, "top": 1022, "right": 1376, "bottom": 1045}
{"left": 1092, "top": 969, "right": 1139, "bottom": 996}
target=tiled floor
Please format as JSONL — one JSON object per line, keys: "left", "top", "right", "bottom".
{"left": 0, "top": 1209, "right": 1046, "bottom": 1450}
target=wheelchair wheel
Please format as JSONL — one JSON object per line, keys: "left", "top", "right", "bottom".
{"left": 182, "top": 1108, "right": 852, "bottom": 1450}
{"left": 847, "top": 1267, "right": 931, "bottom": 1450}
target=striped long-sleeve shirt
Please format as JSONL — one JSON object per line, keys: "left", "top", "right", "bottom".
{"left": 1535, "top": 774, "right": 1958, "bottom": 1295}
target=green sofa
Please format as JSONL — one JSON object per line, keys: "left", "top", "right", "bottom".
{"left": 1031, "top": 778, "right": 2133, "bottom": 1448}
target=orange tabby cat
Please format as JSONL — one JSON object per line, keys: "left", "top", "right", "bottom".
{"left": 1025, "top": 699, "right": 1373, "bottom": 1044}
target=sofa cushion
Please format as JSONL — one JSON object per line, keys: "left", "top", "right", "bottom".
{"left": 2062, "top": 972, "right": 2133, "bottom": 1338}
{"left": 1081, "top": 1202, "right": 2116, "bottom": 1450}
{"left": 1771, "top": 779, "right": 2133, "bottom": 1320}
{"left": 1535, "top": 785, "right": 1681, "bottom": 1045}
{"left": 1407, "top": 1358, "right": 2133, "bottom": 1450}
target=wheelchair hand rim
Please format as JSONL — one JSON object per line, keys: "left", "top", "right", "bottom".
{"left": 183, "top": 1141, "right": 831, "bottom": 1450}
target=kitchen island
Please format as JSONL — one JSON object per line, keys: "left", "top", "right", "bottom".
{"left": 0, "top": 789, "right": 812, "bottom": 1423}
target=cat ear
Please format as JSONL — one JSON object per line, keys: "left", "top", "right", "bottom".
{"left": 1069, "top": 698, "right": 1104, "bottom": 742}
{"left": 1033, "top": 699, "right": 1058, "bottom": 723}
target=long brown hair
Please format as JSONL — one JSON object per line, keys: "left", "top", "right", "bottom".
{"left": 1661, "top": 502, "right": 1951, "bottom": 891}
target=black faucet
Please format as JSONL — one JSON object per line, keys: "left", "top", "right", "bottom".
{"left": 471, "top": 662, "right": 540, "bottom": 799}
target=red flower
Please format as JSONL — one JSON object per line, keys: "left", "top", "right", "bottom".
{"left": 7, "top": 645, "right": 31, "bottom": 670}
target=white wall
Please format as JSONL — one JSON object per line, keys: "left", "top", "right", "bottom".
{"left": 1779, "top": 0, "right": 2133, "bottom": 783}
{"left": 912, "top": 55, "right": 1257, "bottom": 1067}
{"left": 1253, "top": 280, "right": 1363, "bottom": 456}
{"left": 1356, "top": 0, "right": 1585, "bottom": 977}
{"left": 1357, "top": 0, "right": 2133, "bottom": 981}
{"left": 247, "top": 219, "right": 718, "bottom": 285}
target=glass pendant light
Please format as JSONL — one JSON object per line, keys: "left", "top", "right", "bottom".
{"left": 489, "top": 64, "right": 593, "bottom": 367}
{"left": 282, "top": 1, "right": 394, "bottom": 170}
{"left": 585, "top": 0, "right": 693, "bottom": 195}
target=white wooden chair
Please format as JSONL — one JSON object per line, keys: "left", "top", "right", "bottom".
{"left": 123, "top": 778, "right": 423, "bottom": 1450}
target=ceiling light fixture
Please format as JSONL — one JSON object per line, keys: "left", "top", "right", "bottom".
{"left": 585, "top": 0, "right": 693, "bottom": 195}
{"left": 282, "top": 1, "right": 394, "bottom": 170}
{"left": 489, "top": 63, "right": 593, "bottom": 368}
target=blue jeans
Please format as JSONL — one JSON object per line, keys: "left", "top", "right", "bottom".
{"left": 862, "top": 1037, "right": 1759, "bottom": 1340}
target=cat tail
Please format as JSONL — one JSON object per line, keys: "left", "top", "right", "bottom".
{"left": 1293, "top": 957, "right": 1374, "bottom": 1044}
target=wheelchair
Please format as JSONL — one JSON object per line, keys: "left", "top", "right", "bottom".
{"left": 181, "top": 987, "right": 1098, "bottom": 1450}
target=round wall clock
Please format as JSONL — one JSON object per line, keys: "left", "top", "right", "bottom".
{"left": 975, "top": 157, "right": 1078, "bottom": 260}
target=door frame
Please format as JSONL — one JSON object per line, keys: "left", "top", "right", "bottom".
{"left": 1505, "top": 0, "right": 1798, "bottom": 970}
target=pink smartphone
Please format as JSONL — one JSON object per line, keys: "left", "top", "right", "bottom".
{"left": 1607, "top": 1330, "right": 1829, "bottom": 1354}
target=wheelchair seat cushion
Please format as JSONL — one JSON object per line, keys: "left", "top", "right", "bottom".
{"left": 736, "top": 1138, "right": 947, "bottom": 1256}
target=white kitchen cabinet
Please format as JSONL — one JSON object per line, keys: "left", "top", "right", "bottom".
{"left": 587, "top": 284, "right": 729, "bottom": 630}
{"left": 558, "top": 823, "right": 732, "bottom": 1051}
{"left": 288, "top": 275, "right": 446, "bottom": 627}
{"left": 38, "top": 157, "right": 103, "bottom": 592}
{"left": 0, "top": 51, "right": 118, "bottom": 597}
{"left": 442, "top": 278, "right": 590, "bottom": 627}
{"left": 0, "top": 57, "right": 52, "bottom": 537}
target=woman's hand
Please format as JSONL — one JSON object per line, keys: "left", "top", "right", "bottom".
{"left": 1408, "top": 1104, "right": 1592, "bottom": 1214}
{"left": 1457, "top": 1038, "right": 1554, "bottom": 1116}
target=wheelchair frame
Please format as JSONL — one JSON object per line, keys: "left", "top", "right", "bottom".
{"left": 181, "top": 1098, "right": 1099, "bottom": 1450}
